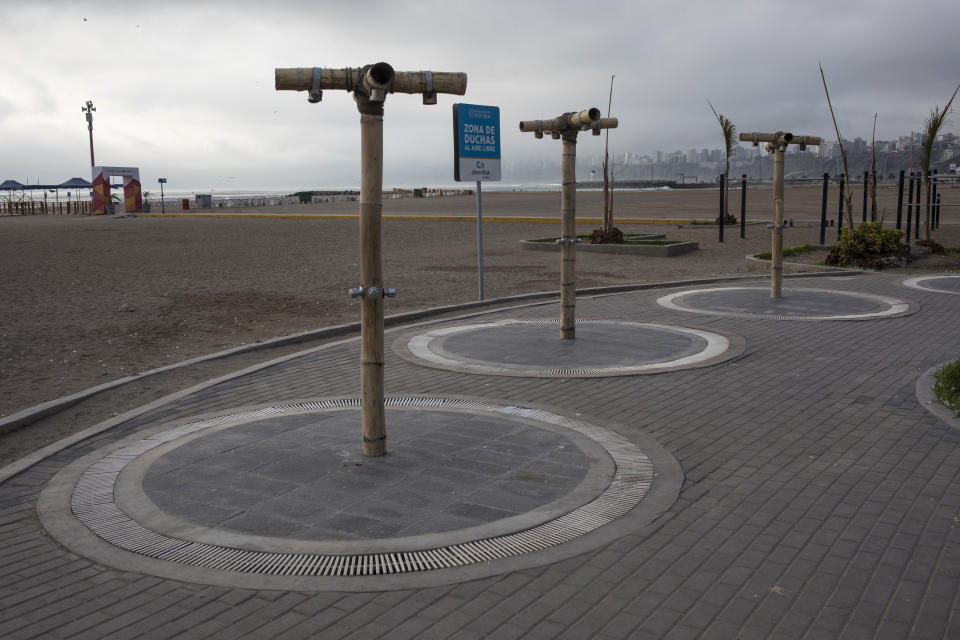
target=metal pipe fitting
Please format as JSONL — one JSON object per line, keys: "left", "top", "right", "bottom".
{"left": 307, "top": 67, "right": 323, "bottom": 103}
{"left": 422, "top": 70, "right": 436, "bottom": 105}
{"left": 362, "top": 62, "right": 394, "bottom": 103}
{"left": 568, "top": 108, "right": 601, "bottom": 127}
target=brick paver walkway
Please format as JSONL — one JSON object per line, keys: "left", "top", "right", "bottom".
{"left": 2, "top": 273, "right": 959, "bottom": 639}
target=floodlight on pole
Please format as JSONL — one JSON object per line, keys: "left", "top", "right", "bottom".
{"left": 82, "top": 101, "right": 96, "bottom": 167}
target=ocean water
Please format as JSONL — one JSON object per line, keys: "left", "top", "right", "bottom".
{"left": 152, "top": 183, "right": 672, "bottom": 199}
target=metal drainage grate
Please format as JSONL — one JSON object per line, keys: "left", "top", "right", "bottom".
{"left": 901, "top": 276, "right": 960, "bottom": 296}
{"left": 655, "top": 287, "right": 910, "bottom": 321}
{"left": 69, "top": 397, "right": 653, "bottom": 578}
{"left": 403, "top": 320, "right": 731, "bottom": 378}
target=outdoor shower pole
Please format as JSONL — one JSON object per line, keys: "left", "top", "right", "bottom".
{"left": 358, "top": 107, "right": 387, "bottom": 455}
{"left": 740, "top": 132, "right": 821, "bottom": 299}
{"left": 276, "top": 63, "right": 467, "bottom": 456}
{"left": 560, "top": 131, "right": 578, "bottom": 338}
{"left": 519, "top": 110, "right": 618, "bottom": 339}
{"left": 772, "top": 144, "right": 785, "bottom": 297}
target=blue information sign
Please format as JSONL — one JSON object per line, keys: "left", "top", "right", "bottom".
{"left": 453, "top": 103, "right": 501, "bottom": 182}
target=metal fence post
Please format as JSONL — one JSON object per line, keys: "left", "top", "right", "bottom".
{"left": 740, "top": 174, "right": 747, "bottom": 239}
{"left": 718, "top": 174, "right": 725, "bottom": 243}
{"left": 819, "top": 172, "right": 829, "bottom": 245}
{"left": 837, "top": 173, "right": 845, "bottom": 239}
{"left": 895, "top": 169, "right": 905, "bottom": 230}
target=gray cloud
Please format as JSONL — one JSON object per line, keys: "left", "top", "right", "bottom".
{"left": 2, "top": 0, "right": 958, "bottom": 189}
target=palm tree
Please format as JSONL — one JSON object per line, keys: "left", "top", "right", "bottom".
{"left": 708, "top": 99, "right": 735, "bottom": 222}
{"left": 919, "top": 82, "right": 960, "bottom": 240}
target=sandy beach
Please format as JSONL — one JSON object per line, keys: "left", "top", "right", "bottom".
{"left": 1, "top": 185, "right": 958, "bottom": 462}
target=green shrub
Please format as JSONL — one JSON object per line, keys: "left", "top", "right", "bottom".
{"left": 825, "top": 222, "right": 908, "bottom": 269}
{"left": 933, "top": 357, "right": 960, "bottom": 417}
{"left": 754, "top": 244, "right": 817, "bottom": 261}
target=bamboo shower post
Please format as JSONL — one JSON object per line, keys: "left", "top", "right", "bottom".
{"left": 276, "top": 63, "right": 467, "bottom": 456}
{"left": 519, "top": 110, "right": 618, "bottom": 339}
{"left": 740, "top": 132, "right": 821, "bottom": 299}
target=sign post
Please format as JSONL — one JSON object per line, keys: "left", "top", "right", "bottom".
{"left": 158, "top": 178, "right": 167, "bottom": 213}
{"left": 453, "top": 103, "right": 501, "bottom": 300}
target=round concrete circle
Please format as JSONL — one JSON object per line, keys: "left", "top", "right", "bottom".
{"left": 395, "top": 319, "right": 742, "bottom": 377}
{"left": 657, "top": 286, "right": 913, "bottom": 320}
{"left": 902, "top": 275, "right": 960, "bottom": 296}
{"left": 38, "top": 396, "right": 682, "bottom": 591}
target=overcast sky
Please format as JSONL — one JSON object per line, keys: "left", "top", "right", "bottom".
{"left": 2, "top": 0, "right": 958, "bottom": 190}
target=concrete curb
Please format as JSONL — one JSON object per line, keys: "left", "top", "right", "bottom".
{"left": 916, "top": 362, "right": 960, "bottom": 430}
{"left": 521, "top": 239, "right": 698, "bottom": 256}
{"left": 744, "top": 253, "right": 858, "bottom": 274}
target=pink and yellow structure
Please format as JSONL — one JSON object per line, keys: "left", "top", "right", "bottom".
{"left": 91, "top": 166, "right": 142, "bottom": 214}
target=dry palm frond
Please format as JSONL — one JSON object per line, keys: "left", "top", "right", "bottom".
{"left": 819, "top": 62, "right": 854, "bottom": 228}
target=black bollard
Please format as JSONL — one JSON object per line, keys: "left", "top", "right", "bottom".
{"left": 837, "top": 173, "right": 845, "bottom": 239}
{"left": 932, "top": 169, "right": 939, "bottom": 230}
{"left": 862, "top": 171, "right": 868, "bottom": 222}
{"left": 914, "top": 177, "right": 922, "bottom": 239}
{"left": 819, "top": 172, "right": 829, "bottom": 245}
{"left": 718, "top": 174, "right": 725, "bottom": 243}
{"left": 895, "top": 170, "right": 905, "bottom": 229}
{"left": 905, "top": 173, "right": 914, "bottom": 242}
{"left": 740, "top": 174, "right": 747, "bottom": 239}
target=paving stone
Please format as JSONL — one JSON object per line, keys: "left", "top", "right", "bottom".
{"left": 5, "top": 274, "right": 960, "bottom": 638}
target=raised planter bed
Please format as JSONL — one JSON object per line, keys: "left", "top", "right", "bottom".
{"left": 522, "top": 234, "right": 698, "bottom": 257}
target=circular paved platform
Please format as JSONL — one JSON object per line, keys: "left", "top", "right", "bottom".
{"left": 656, "top": 286, "right": 913, "bottom": 320}
{"left": 902, "top": 275, "right": 960, "bottom": 295}
{"left": 395, "top": 319, "right": 742, "bottom": 377}
{"left": 38, "top": 396, "right": 681, "bottom": 591}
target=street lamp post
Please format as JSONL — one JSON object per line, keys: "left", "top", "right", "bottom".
{"left": 82, "top": 101, "right": 96, "bottom": 167}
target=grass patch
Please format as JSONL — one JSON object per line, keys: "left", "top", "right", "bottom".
{"left": 754, "top": 244, "right": 817, "bottom": 261}
{"left": 946, "top": 247, "right": 960, "bottom": 256}
{"left": 933, "top": 356, "right": 960, "bottom": 417}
